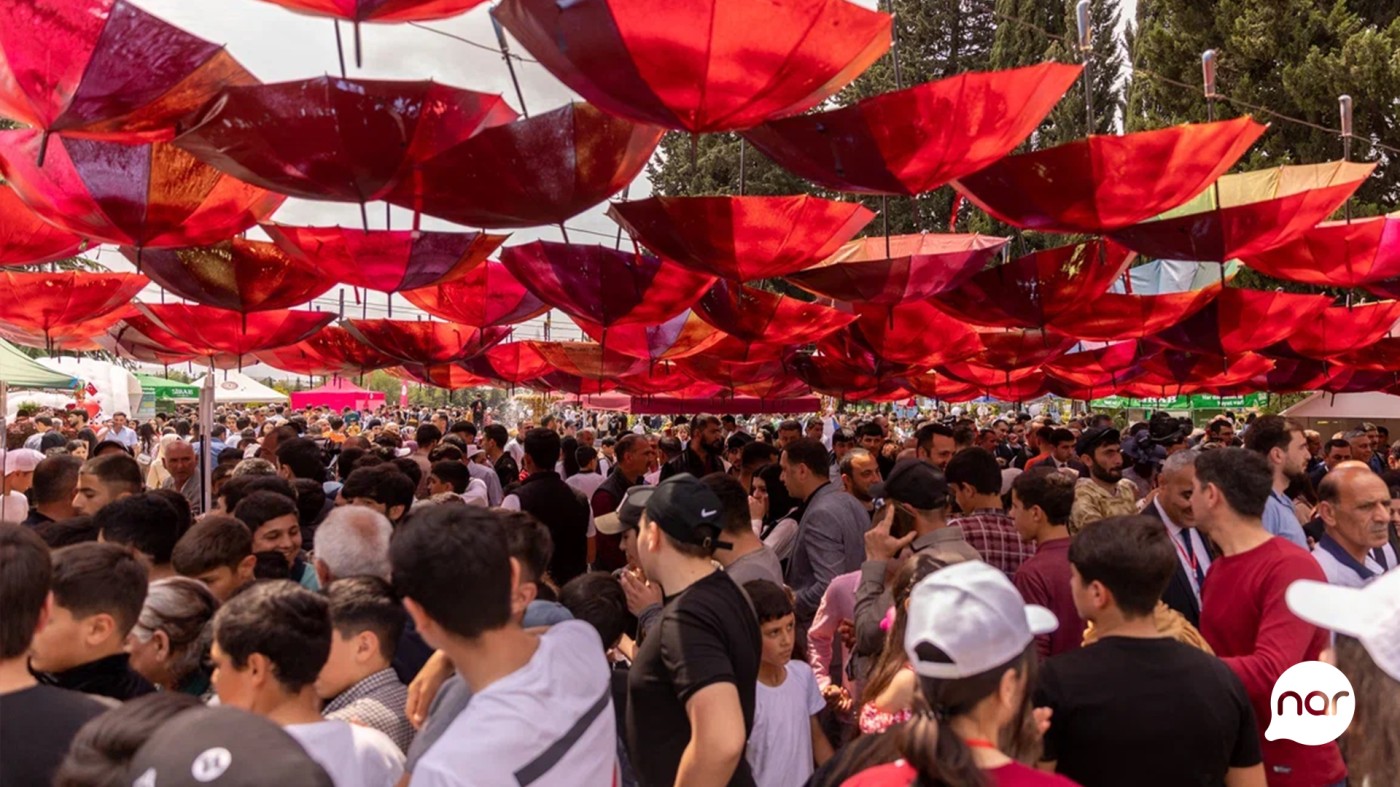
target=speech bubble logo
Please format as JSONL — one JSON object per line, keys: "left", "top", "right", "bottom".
{"left": 1265, "top": 660, "right": 1354, "bottom": 746}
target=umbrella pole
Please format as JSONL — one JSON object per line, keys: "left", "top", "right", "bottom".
{"left": 354, "top": 20, "right": 363, "bottom": 69}
{"left": 1076, "top": 1, "right": 1095, "bottom": 135}
{"left": 738, "top": 138, "right": 746, "bottom": 196}
{"left": 1202, "top": 50, "right": 1227, "bottom": 285}
{"left": 1339, "top": 95, "right": 1353, "bottom": 224}
{"left": 199, "top": 370, "right": 214, "bottom": 515}
{"left": 333, "top": 21, "right": 348, "bottom": 78}
{"left": 491, "top": 14, "right": 530, "bottom": 117}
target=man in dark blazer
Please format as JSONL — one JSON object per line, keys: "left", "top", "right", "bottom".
{"left": 1141, "top": 449, "right": 1215, "bottom": 628}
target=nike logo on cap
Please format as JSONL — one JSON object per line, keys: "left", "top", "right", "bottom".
{"left": 701, "top": 508, "right": 717, "bottom": 517}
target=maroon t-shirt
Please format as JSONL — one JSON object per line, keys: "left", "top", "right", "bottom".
{"left": 1012, "top": 538, "right": 1084, "bottom": 658}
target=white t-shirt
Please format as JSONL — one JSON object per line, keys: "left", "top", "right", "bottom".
{"left": 285, "top": 719, "right": 405, "bottom": 787}
{"left": 565, "top": 472, "right": 606, "bottom": 503}
{"left": 461, "top": 477, "right": 489, "bottom": 507}
{"left": 1, "top": 490, "right": 27, "bottom": 524}
{"left": 747, "top": 660, "right": 824, "bottom": 787}
{"left": 410, "top": 621, "right": 616, "bottom": 787}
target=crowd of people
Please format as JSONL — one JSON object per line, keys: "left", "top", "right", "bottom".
{"left": 2, "top": 400, "right": 1400, "bottom": 787}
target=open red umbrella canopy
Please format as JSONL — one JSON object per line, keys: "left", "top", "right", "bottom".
{"left": 460, "top": 341, "right": 551, "bottom": 384}
{"left": 121, "top": 239, "right": 332, "bottom": 312}
{"left": 1128, "top": 351, "right": 1275, "bottom": 395}
{"left": 1242, "top": 214, "right": 1400, "bottom": 288}
{"left": 176, "top": 78, "right": 518, "bottom": 206}
{"left": 614, "top": 365, "right": 697, "bottom": 396}
{"left": 787, "top": 233, "right": 1008, "bottom": 304}
{"left": 262, "top": 223, "right": 505, "bottom": 293}
{"left": 607, "top": 195, "right": 874, "bottom": 281}
{"left": 139, "top": 303, "right": 335, "bottom": 357}
{"left": 676, "top": 354, "right": 791, "bottom": 389}
{"left": 100, "top": 312, "right": 212, "bottom": 366}
{"left": 0, "top": 131, "right": 286, "bottom": 248}
{"left": 1043, "top": 341, "right": 1144, "bottom": 389}
{"left": 1266, "top": 301, "right": 1400, "bottom": 359}
{"left": 396, "top": 362, "right": 493, "bottom": 389}
{"left": 401, "top": 261, "right": 546, "bottom": 327}
{"left": 790, "top": 353, "right": 884, "bottom": 397}
{"left": 899, "top": 372, "right": 980, "bottom": 402}
{"left": 253, "top": 325, "right": 398, "bottom": 376}
{"left": 573, "top": 310, "right": 723, "bottom": 361}
{"left": 1110, "top": 161, "right": 1374, "bottom": 262}
{"left": 0, "top": 271, "right": 147, "bottom": 339}
{"left": 743, "top": 63, "right": 1080, "bottom": 195}
{"left": 253, "top": 0, "right": 486, "bottom": 22}
{"left": 0, "top": 305, "right": 134, "bottom": 351}
{"left": 495, "top": 0, "right": 889, "bottom": 133}
{"left": 845, "top": 300, "right": 981, "bottom": 367}
{"left": 952, "top": 117, "right": 1265, "bottom": 234}
{"left": 383, "top": 102, "right": 663, "bottom": 229}
{"left": 703, "top": 332, "right": 796, "bottom": 365}
{"left": 936, "top": 362, "right": 1041, "bottom": 388}
{"left": 342, "top": 319, "right": 508, "bottom": 365}
{"left": 972, "top": 329, "right": 1077, "bottom": 368}
{"left": 528, "top": 370, "right": 619, "bottom": 396}
{"left": 531, "top": 340, "right": 651, "bottom": 380}
{"left": 0, "top": 186, "right": 86, "bottom": 265}
{"left": 500, "top": 241, "right": 714, "bottom": 327}
{"left": 1319, "top": 368, "right": 1400, "bottom": 394}
{"left": 933, "top": 240, "right": 1134, "bottom": 328}
{"left": 1236, "top": 357, "right": 1332, "bottom": 393}
{"left": 0, "top": 0, "right": 255, "bottom": 152}
{"left": 693, "top": 280, "right": 854, "bottom": 344}
{"left": 1046, "top": 282, "right": 1223, "bottom": 341}
{"left": 1144, "top": 288, "right": 1333, "bottom": 357}
{"left": 1334, "top": 337, "right": 1400, "bottom": 372}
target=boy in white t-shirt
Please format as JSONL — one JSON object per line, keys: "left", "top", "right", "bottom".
{"left": 211, "top": 581, "right": 405, "bottom": 787}
{"left": 742, "top": 579, "right": 834, "bottom": 787}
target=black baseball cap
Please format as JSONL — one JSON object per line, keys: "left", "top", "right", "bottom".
{"left": 870, "top": 458, "right": 949, "bottom": 510}
{"left": 1076, "top": 426, "right": 1121, "bottom": 457}
{"left": 595, "top": 485, "right": 655, "bottom": 535}
{"left": 127, "top": 706, "right": 332, "bottom": 786}
{"left": 643, "top": 473, "right": 732, "bottom": 551}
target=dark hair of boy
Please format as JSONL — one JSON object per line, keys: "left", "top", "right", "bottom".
{"left": 1068, "top": 515, "right": 1178, "bottom": 617}
{"left": 450, "top": 421, "right": 477, "bottom": 439}
{"left": 172, "top": 515, "right": 254, "bottom": 577}
{"left": 291, "top": 478, "right": 327, "bottom": 529}
{"left": 391, "top": 457, "right": 423, "bottom": 491}
{"left": 500, "top": 510, "right": 554, "bottom": 590}
{"left": 742, "top": 579, "right": 794, "bottom": 624}
{"left": 523, "top": 427, "right": 561, "bottom": 471}
{"left": 1193, "top": 448, "right": 1272, "bottom": 519}
{"left": 700, "top": 472, "right": 751, "bottom": 536}
{"left": 944, "top": 447, "right": 1002, "bottom": 495}
{"left": 277, "top": 437, "right": 326, "bottom": 482}
{"left": 220, "top": 475, "right": 296, "bottom": 514}
{"left": 342, "top": 465, "right": 415, "bottom": 520}
{"left": 482, "top": 423, "right": 509, "bottom": 449}
{"left": 52, "top": 542, "right": 149, "bottom": 637}
{"left": 93, "top": 493, "right": 182, "bottom": 566}
{"left": 34, "top": 516, "right": 100, "bottom": 549}
{"left": 337, "top": 447, "right": 368, "bottom": 482}
{"left": 390, "top": 505, "right": 513, "bottom": 640}
{"left": 32, "top": 454, "right": 82, "bottom": 505}
{"left": 415, "top": 424, "right": 442, "bottom": 448}
{"left": 1011, "top": 469, "right": 1076, "bottom": 525}
{"left": 576, "top": 444, "right": 598, "bottom": 469}
{"left": 430, "top": 460, "right": 470, "bottom": 495}
{"left": 0, "top": 523, "right": 51, "bottom": 658}
{"left": 147, "top": 488, "right": 193, "bottom": 538}
{"left": 233, "top": 490, "right": 299, "bottom": 532}
{"left": 326, "top": 576, "right": 406, "bottom": 661}
{"left": 53, "top": 691, "right": 202, "bottom": 787}
{"left": 740, "top": 441, "right": 780, "bottom": 473}
{"left": 428, "top": 444, "right": 464, "bottom": 463}
{"left": 558, "top": 572, "right": 627, "bottom": 650}
{"left": 80, "top": 454, "right": 143, "bottom": 495}
{"left": 213, "top": 581, "right": 331, "bottom": 692}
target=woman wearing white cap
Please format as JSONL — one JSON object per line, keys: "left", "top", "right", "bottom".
{"left": 843, "top": 561, "right": 1076, "bottom": 787}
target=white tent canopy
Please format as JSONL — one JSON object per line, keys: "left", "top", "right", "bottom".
{"left": 37, "top": 357, "right": 143, "bottom": 423}
{"left": 188, "top": 371, "right": 288, "bottom": 404}
{"left": 1281, "top": 392, "right": 1400, "bottom": 438}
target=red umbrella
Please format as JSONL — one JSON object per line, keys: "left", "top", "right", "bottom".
{"left": 572, "top": 310, "right": 723, "bottom": 361}
{"left": 401, "top": 261, "right": 547, "bottom": 327}
{"left": 846, "top": 300, "right": 981, "bottom": 367}
{"left": 704, "top": 332, "right": 797, "bottom": 365}
{"left": 981, "top": 375, "right": 1053, "bottom": 402}
{"left": 460, "top": 341, "right": 551, "bottom": 384}
{"left": 494, "top": 0, "right": 890, "bottom": 132}
{"left": 1110, "top": 161, "right": 1374, "bottom": 262}
{"left": 614, "top": 365, "right": 697, "bottom": 396}
{"left": 384, "top": 102, "right": 664, "bottom": 229}
{"left": 693, "top": 280, "right": 854, "bottom": 344}
{"left": 0, "top": 305, "right": 134, "bottom": 351}
{"left": 0, "top": 131, "right": 286, "bottom": 248}
{"left": 972, "top": 329, "right": 1077, "bottom": 368}
{"left": 788, "top": 233, "right": 1008, "bottom": 304}
{"left": 937, "top": 362, "right": 1041, "bottom": 389}
{"left": 101, "top": 312, "right": 212, "bottom": 366}
{"left": 0, "top": 271, "right": 147, "bottom": 342}
{"left": 1046, "top": 282, "right": 1223, "bottom": 341}
{"left": 121, "top": 239, "right": 332, "bottom": 312}
{"left": 1242, "top": 214, "right": 1400, "bottom": 288}
{"left": 263, "top": 223, "right": 506, "bottom": 293}
{"left": 0, "top": 0, "right": 255, "bottom": 156}
{"left": 1130, "top": 351, "right": 1275, "bottom": 395}
{"left": 500, "top": 241, "right": 714, "bottom": 327}
{"left": 527, "top": 371, "right": 619, "bottom": 396}
{"left": 1334, "top": 337, "right": 1400, "bottom": 372}
{"left": 342, "top": 320, "right": 509, "bottom": 365}
{"left": 1144, "top": 288, "right": 1333, "bottom": 356}
{"left": 1240, "top": 357, "right": 1333, "bottom": 393}
{"left": 139, "top": 303, "right": 335, "bottom": 357}
{"left": 1043, "top": 342, "right": 1144, "bottom": 389}
{"left": 176, "top": 77, "right": 518, "bottom": 208}
{"left": 933, "top": 240, "right": 1134, "bottom": 328}
{"left": 0, "top": 186, "right": 86, "bottom": 265}
{"left": 790, "top": 354, "right": 883, "bottom": 397}
{"left": 900, "top": 372, "right": 980, "bottom": 402}
{"left": 250, "top": 1, "right": 490, "bottom": 65}
{"left": 607, "top": 195, "right": 874, "bottom": 281}
{"left": 952, "top": 117, "right": 1265, "bottom": 234}
{"left": 254, "top": 325, "right": 398, "bottom": 376}
{"left": 1270, "top": 302, "right": 1400, "bottom": 359}
{"left": 676, "top": 355, "right": 791, "bottom": 390}
{"left": 743, "top": 63, "right": 1080, "bottom": 195}
{"left": 531, "top": 340, "right": 651, "bottom": 380}
{"left": 1320, "top": 368, "right": 1400, "bottom": 394}
{"left": 397, "top": 363, "right": 493, "bottom": 389}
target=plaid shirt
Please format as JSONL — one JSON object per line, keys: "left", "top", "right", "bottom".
{"left": 949, "top": 509, "right": 1035, "bottom": 576}
{"left": 323, "top": 667, "right": 414, "bottom": 753}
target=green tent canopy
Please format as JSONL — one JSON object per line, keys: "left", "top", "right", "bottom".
{"left": 136, "top": 374, "right": 200, "bottom": 401}
{"left": 0, "top": 339, "right": 77, "bottom": 389}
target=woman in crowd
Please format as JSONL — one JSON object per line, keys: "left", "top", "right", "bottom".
{"left": 858, "top": 554, "right": 952, "bottom": 736}
{"left": 125, "top": 577, "right": 219, "bottom": 697}
{"left": 754, "top": 462, "right": 801, "bottom": 562}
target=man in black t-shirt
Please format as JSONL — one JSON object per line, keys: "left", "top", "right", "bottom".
{"left": 626, "top": 474, "right": 761, "bottom": 787}
{"left": 0, "top": 524, "right": 106, "bottom": 785}
{"left": 1035, "top": 514, "right": 1263, "bottom": 787}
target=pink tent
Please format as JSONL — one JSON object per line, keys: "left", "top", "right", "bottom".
{"left": 290, "top": 378, "right": 386, "bottom": 412}
{"left": 575, "top": 393, "right": 820, "bottom": 415}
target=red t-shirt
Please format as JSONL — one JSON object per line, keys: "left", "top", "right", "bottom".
{"left": 843, "top": 759, "right": 1080, "bottom": 786}
{"left": 1199, "top": 536, "right": 1347, "bottom": 787}
{"left": 1012, "top": 538, "right": 1085, "bottom": 658}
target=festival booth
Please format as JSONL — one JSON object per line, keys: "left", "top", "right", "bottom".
{"left": 576, "top": 393, "right": 821, "bottom": 415}
{"left": 290, "top": 378, "right": 385, "bottom": 412}
{"left": 188, "top": 371, "right": 289, "bottom": 405}
{"left": 1282, "top": 392, "right": 1400, "bottom": 438}
{"left": 136, "top": 374, "right": 201, "bottom": 418}
{"left": 0, "top": 339, "right": 78, "bottom": 418}
{"left": 37, "top": 357, "right": 143, "bottom": 423}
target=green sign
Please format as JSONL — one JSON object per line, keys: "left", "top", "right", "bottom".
{"left": 1091, "top": 393, "right": 1264, "bottom": 410}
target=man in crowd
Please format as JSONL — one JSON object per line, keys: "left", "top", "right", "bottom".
{"left": 71, "top": 453, "right": 143, "bottom": 516}
{"left": 592, "top": 433, "right": 654, "bottom": 572}
{"left": 947, "top": 447, "right": 1035, "bottom": 576}
{"left": 410, "top": 424, "right": 441, "bottom": 498}
{"left": 481, "top": 424, "right": 519, "bottom": 489}
{"left": 660, "top": 414, "right": 725, "bottom": 480}
{"left": 501, "top": 428, "right": 590, "bottom": 585}
{"left": 702, "top": 472, "right": 783, "bottom": 587}
{"left": 776, "top": 419, "right": 803, "bottom": 449}
{"left": 1010, "top": 469, "right": 1081, "bottom": 658}
{"left": 1308, "top": 437, "right": 1352, "bottom": 488}
{"left": 1192, "top": 447, "right": 1346, "bottom": 787}
{"left": 101, "top": 412, "right": 138, "bottom": 449}
{"left": 1312, "top": 461, "right": 1396, "bottom": 586}
{"left": 172, "top": 514, "right": 258, "bottom": 602}
{"left": 839, "top": 447, "right": 881, "bottom": 517}
{"left": 1242, "top": 414, "right": 1310, "bottom": 549}
{"left": 913, "top": 421, "right": 955, "bottom": 471}
{"left": 21, "top": 454, "right": 81, "bottom": 527}
{"left": 21, "top": 415, "right": 53, "bottom": 451}
{"left": 1141, "top": 449, "right": 1212, "bottom": 628}
{"left": 1069, "top": 426, "right": 1138, "bottom": 534}
{"left": 1202, "top": 417, "right": 1236, "bottom": 448}
{"left": 160, "top": 438, "right": 201, "bottom": 516}
{"left": 783, "top": 438, "right": 871, "bottom": 634}
{"left": 1, "top": 448, "right": 42, "bottom": 523}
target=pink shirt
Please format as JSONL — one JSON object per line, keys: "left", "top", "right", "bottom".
{"left": 807, "top": 570, "right": 860, "bottom": 692}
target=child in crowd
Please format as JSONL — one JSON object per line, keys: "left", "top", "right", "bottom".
{"left": 171, "top": 514, "right": 257, "bottom": 602}
{"left": 743, "top": 579, "right": 834, "bottom": 787}
{"left": 426, "top": 460, "right": 488, "bottom": 507}
{"left": 232, "top": 490, "right": 319, "bottom": 590}
{"left": 316, "top": 576, "right": 414, "bottom": 753}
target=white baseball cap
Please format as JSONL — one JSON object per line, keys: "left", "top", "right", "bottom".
{"left": 4, "top": 448, "right": 45, "bottom": 475}
{"left": 1286, "top": 570, "right": 1400, "bottom": 682}
{"left": 905, "top": 560, "right": 1058, "bottom": 679}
